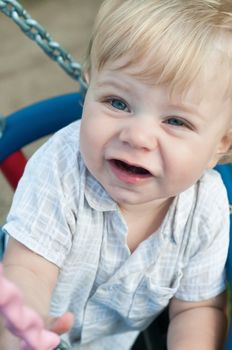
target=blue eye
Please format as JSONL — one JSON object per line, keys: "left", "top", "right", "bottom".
{"left": 110, "top": 98, "right": 128, "bottom": 111}
{"left": 166, "top": 117, "right": 186, "bottom": 127}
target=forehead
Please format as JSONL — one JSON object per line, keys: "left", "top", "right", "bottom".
{"left": 90, "top": 53, "right": 231, "bottom": 123}
{"left": 93, "top": 50, "right": 230, "bottom": 100}
{"left": 182, "top": 51, "right": 231, "bottom": 107}
{"left": 176, "top": 73, "right": 231, "bottom": 120}
{"left": 89, "top": 0, "right": 232, "bottom": 105}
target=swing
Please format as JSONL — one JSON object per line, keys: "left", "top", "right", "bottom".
{"left": 0, "top": 1, "right": 232, "bottom": 349}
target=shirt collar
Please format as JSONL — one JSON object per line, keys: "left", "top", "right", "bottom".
{"left": 83, "top": 161, "right": 197, "bottom": 242}
{"left": 84, "top": 168, "right": 118, "bottom": 212}
{"left": 162, "top": 185, "right": 196, "bottom": 245}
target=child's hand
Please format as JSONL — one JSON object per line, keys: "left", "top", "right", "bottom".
{"left": 46, "top": 312, "right": 74, "bottom": 335}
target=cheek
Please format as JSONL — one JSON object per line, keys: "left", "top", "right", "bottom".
{"left": 165, "top": 145, "right": 210, "bottom": 184}
{"left": 81, "top": 120, "right": 104, "bottom": 151}
{"left": 80, "top": 102, "right": 99, "bottom": 143}
{"left": 80, "top": 112, "right": 108, "bottom": 167}
{"left": 80, "top": 102, "right": 118, "bottom": 152}
{"left": 80, "top": 118, "right": 97, "bottom": 160}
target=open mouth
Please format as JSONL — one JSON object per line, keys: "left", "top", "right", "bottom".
{"left": 111, "top": 159, "right": 151, "bottom": 176}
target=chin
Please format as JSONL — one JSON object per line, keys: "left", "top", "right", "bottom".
{"left": 109, "top": 191, "right": 146, "bottom": 206}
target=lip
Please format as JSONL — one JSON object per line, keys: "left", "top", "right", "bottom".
{"left": 108, "top": 159, "right": 153, "bottom": 185}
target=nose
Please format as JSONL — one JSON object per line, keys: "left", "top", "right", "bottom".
{"left": 119, "top": 117, "right": 158, "bottom": 150}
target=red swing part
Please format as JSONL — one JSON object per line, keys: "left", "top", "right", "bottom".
{"left": 0, "top": 93, "right": 82, "bottom": 191}
{"left": 0, "top": 151, "right": 27, "bottom": 190}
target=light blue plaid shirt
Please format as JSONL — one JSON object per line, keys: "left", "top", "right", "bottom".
{"left": 3, "top": 121, "right": 229, "bottom": 350}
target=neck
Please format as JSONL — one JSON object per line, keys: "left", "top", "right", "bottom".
{"left": 119, "top": 197, "right": 174, "bottom": 218}
{"left": 119, "top": 197, "right": 174, "bottom": 253}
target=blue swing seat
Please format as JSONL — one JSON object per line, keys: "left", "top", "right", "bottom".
{"left": 0, "top": 91, "right": 83, "bottom": 259}
{"left": 0, "top": 93, "right": 232, "bottom": 349}
{"left": 215, "top": 163, "right": 232, "bottom": 350}
{"left": 0, "top": 92, "right": 83, "bottom": 163}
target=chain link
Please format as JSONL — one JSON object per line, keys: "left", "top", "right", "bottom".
{"left": 55, "top": 339, "right": 71, "bottom": 350}
{"left": 0, "top": 115, "right": 6, "bottom": 139}
{"left": 0, "top": 0, "right": 86, "bottom": 88}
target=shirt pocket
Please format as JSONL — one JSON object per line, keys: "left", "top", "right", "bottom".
{"left": 127, "top": 271, "right": 182, "bottom": 325}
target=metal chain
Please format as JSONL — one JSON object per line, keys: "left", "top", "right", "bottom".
{"left": 0, "top": 115, "right": 6, "bottom": 138}
{"left": 55, "top": 339, "right": 71, "bottom": 350}
{"left": 0, "top": 0, "right": 85, "bottom": 87}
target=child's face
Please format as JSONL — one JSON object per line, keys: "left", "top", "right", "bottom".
{"left": 80, "top": 58, "right": 231, "bottom": 208}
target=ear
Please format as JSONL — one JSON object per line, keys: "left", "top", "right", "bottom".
{"left": 207, "top": 133, "right": 232, "bottom": 168}
{"left": 83, "top": 70, "right": 90, "bottom": 85}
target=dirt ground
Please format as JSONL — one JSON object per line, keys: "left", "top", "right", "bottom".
{"left": 0, "top": 0, "right": 103, "bottom": 224}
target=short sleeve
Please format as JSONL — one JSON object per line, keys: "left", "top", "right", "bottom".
{"left": 3, "top": 122, "right": 81, "bottom": 267}
{"left": 175, "top": 170, "right": 230, "bottom": 301}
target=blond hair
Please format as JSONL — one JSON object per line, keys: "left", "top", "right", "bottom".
{"left": 84, "top": 0, "right": 232, "bottom": 163}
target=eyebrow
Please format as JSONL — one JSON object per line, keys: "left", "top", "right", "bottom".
{"left": 96, "top": 77, "right": 207, "bottom": 120}
{"left": 168, "top": 101, "right": 206, "bottom": 120}
{"left": 95, "top": 78, "right": 131, "bottom": 92}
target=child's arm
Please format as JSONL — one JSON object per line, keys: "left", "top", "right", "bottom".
{"left": 0, "top": 237, "right": 73, "bottom": 349}
{"left": 0, "top": 263, "right": 60, "bottom": 349}
{"left": 167, "top": 292, "right": 227, "bottom": 349}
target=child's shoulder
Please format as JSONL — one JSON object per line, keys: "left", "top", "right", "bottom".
{"left": 176, "top": 169, "right": 230, "bottom": 256}
{"left": 49, "top": 120, "right": 81, "bottom": 149}
{"left": 199, "top": 168, "right": 228, "bottom": 200}
{"left": 24, "top": 120, "right": 83, "bottom": 182}
{"left": 33, "top": 120, "right": 81, "bottom": 162}
{"left": 193, "top": 168, "right": 229, "bottom": 222}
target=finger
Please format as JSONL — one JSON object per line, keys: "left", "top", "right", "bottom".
{"left": 48, "top": 312, "right": 74, "bottom": 335}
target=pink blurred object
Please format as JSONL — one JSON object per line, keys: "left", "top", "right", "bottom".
{"left": 0, "top": 263, "right": 60, "bottom": 350}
